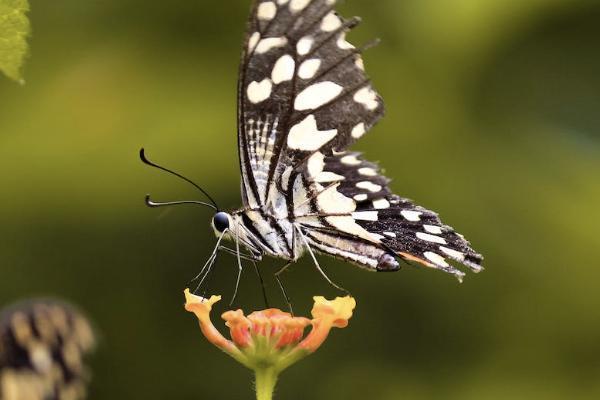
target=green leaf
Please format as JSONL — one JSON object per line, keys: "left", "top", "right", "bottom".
{"left": 0, "top": 0, "right": 30, "bottom": 82}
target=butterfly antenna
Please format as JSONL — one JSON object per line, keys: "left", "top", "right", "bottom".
{"left": 139, "top": 148, "right": 219, "bottom": 211}
{"left": 144, "top": 195, "right": 217, "bottom": 210}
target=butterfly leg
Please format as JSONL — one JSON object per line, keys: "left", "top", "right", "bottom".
{"left": 251, "top": 259, "right": 270, "bottom": 309}
{"left": 196, "top": 250, "right": 220, "bottom": 297}
{"left": 295, "top": 225, "right": 351, "bottom": 296}
{"left": 274, "top": 261, "right": 295, "bottom": 315}
{"left": 209, "top": 244, "right": 269, "bottom": 308}
{"left": 217, "top": 246, "right": 260, "bottom": 262}
{"left": 229, "top": 229, "right": 245, "bottom": 307}
{"left": 217, "top": 245, "right": 269, "bottom": 307}
{"left": 192, "top": 229, "right": 228, "bottom": 295}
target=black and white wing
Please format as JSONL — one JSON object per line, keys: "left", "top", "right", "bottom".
{"left": 237, "top": 0, "right": 483, "bottom": 278}
{"left": 238, "top": 0, "right": 381, "bottom": 208}
{"left": 299, "top": 152, "right": 484, "bottom": 279}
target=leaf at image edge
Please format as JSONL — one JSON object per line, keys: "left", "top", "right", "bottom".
{"left": 0, "top": 0, "right": 30, "bottom": 82}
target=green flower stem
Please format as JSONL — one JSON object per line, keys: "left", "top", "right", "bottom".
{"left": 254, "top": 367, "right": 278, "bottom": 400}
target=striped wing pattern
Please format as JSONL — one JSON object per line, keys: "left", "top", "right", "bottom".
{"left": 238, "top": 0, "right": 483, "bottom": 277}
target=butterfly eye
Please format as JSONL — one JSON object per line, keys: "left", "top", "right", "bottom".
{"left": 213, "top": 212, "right": 230, "bottom": 232}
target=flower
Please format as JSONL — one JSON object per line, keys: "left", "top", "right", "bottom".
{"left": 184, "top": 289, "right": 356, "bottom": 400}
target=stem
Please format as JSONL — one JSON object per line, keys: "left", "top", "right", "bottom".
{"left": 254, "top": 368, "right": 278, "bottom": 400}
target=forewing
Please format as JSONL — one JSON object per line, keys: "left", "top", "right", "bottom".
{"left": 238, "top": 0, "right": 383, "bottom": 208}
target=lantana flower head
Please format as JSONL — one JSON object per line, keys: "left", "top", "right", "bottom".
{"left": 184, "top": 289, "right": 356, "bottom": 399}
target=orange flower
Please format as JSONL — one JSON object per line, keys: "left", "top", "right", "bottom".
{"left": 184, "top": 289, "right": 356, "bottom": 400}
{"left": 222, "top": 308, "right": 311, "bottom": 350}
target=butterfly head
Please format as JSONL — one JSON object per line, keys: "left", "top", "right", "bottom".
{"left": 209, "top": 210, "right": 262, "bottom": 256}
{"left": 212, "top": 211, "right": 231, "bottom": 233}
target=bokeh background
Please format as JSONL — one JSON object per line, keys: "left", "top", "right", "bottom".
{"left": 1, "top": 0, "right": 599, "bottom": 398}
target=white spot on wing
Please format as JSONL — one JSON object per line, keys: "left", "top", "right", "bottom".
{"left": 383, "top": 231, "right": 396, "bottom": 238}
{"left": 356, "top": 181, "right": 382, "bottom": 193}
{"left": 321, "top": 12, "right": 342, "bottom": 32}
{"left": 372, "top": 198, "right": 390, "bottom": 209}
{"left": 298, "top": 59, "right": 321, "bottom": 79}
{"left": 307, "top": 152, "right": 325, "bottom": 177}
{"left": 401, "top": 210, "right": 421, "bottom": 221}
{"left": 277, "top": 0, "right": 289, "bottom": 4}
{"left": 416, "top": 232, "right": 447, "bottom": 245}
{"left": 315, "top": 171, "right": 345, "bottom": 183}
{"left": 354, "top": 86, "right": 379, "bottom": 110}
{"left": 358, "top": 167, "right": 377, "bottom": 176}
{"left": 257, "top": 2, "right": 277, "bottom": 20}
{"left": 297, "top": 36, "right": 314, "bottom": 55}
{"left": 247, "top": 79, "right": 273, "bottom": 103}
{"left": 440, "top": 246, "right": 465, "bottom": 261}
{"left": 326, "top": 216, "right": 378, "bottom": 243}
{"left": 306, "top": 157, "right": 345, "bottom": 182}
{"left": 351, "top": 122, "right": 366, "bottom": 138}
{"left": 295, "top": 81, "right": 343, "bottom": 110}
{"left": 317, "top": 186, "right": 355, "bottom": 214}
{"left": 355, "top": 56, "right": 365, "bottom": 70}
{"left": 341, "top": 155, "right": 361, "bottom": 166}
{"left": 352, "top": 211, "right": 379, "bottom": 221}
{"left": 248, "top": 32, "right": 260, "bottom": 52}
{"left": 290, "top": 0, "right": 310, "bottom": 12}
{"left": 337, "top": 33, "right": 355, "bottom": 49}
{"left": 353, "top": 194, "right": 368, "bottom": 201}
{"left": 424, "top": 225, "right": 443, "bottom": 235}
{"left": 424, "top": 252, "right": 449, "bottom": 267}
{"left": 272, "top": 54, "right": 295, "bottom": 84}
{"left": 287, "top": 115, "right": 337, "bottom": 151}
{"left": 256, "top": 37, "right": 288, "bottom": 54}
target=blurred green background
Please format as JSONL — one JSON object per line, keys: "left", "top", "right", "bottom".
{"left": 1, "top": 0, "right": 599, "bottom": 398}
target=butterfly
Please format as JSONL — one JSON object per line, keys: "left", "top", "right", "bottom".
{"left": 142, "top": 0, "right": 483, "bottom": 304}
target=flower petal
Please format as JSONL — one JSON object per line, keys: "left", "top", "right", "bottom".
{"left": 298, "top": 296, "right": 356, "bottom": 353}
{"left": 246, "top": 309, "right": 310, "bottom": 348}
{"left": 184, "top": 289, "right": 236, "bottom": 352}
{"left": 311, "top": 296, "right": 356, "bottom": 328}
{"left": 222, "top": 310, "right": 252, "bottom": 348}
{"left": 276, "top": 317, "right": 310, "bottom": 348}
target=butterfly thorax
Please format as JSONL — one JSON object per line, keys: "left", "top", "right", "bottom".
{"left": 214, "top": 208, "right": 301, "bottom": 261}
